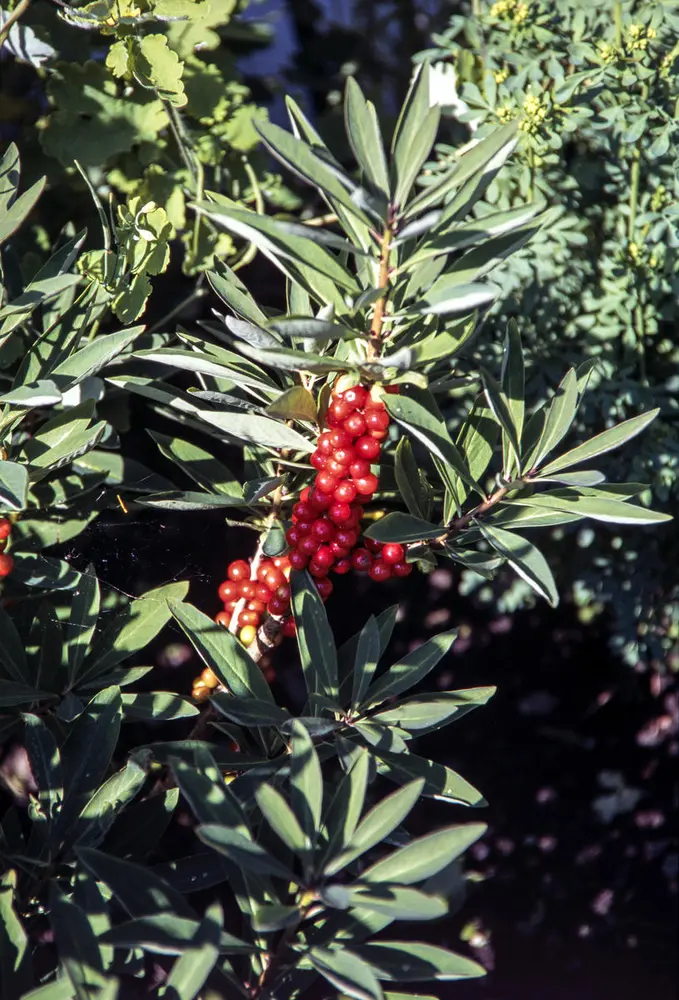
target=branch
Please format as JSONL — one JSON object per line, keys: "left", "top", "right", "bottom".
{"left": 367, "top": 210, "right": 396, "bottom": 358}
{"left": 0, "top": 0, "right": 31, "bottom": 48}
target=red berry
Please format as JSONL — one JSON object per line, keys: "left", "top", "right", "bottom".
{"left": 224, "top": 600, "right": 238, "bottom": 613}
{"left": 268, "top": 596, "right": 289, "bottom": 617}
{"left": 326, "top": 458, "right": 348, "bottom": 478}
{"left": 343, "top": 385, "right": 368, "bottom": 409}
{"left": 239, "top": 609, "right": 260, "bottom": 627}
{"left": 335, "top": 528, "right": 359, "bottom": 549}
{"left": 310, "top": 489, "right": 333, "bottom": 510}
{"left": 329, "top": 429, "right": 352, "bottom": 449}
{"left": 345, "top": 504, "right": 363, "bottom": 527}
{"left": 300, "top": 486, "right": 311, "bottom": 503}
{"left": 289, "top": 551, "right": 308, "bottom": 571}
{"left": 286, "top": 527, "right": 301, "bottom": 547}
{"left": 298, "top": 536, "right": 320, "bottom": 558}
{"left": 366, "top": 408, "right": 389, "bottom": 432}
{"left": 364, "top": 537, "right": 382, "bottom": 554}
{"left": 255, "top": 583, "right": 274, "bottom": 604}
{"left": 381, "top": 543, "right": 405, "bottom": 565}
{"left": 352, "top": 549, "right": 372, "bottom": 572}
{"left": 333, "top": 446, "right": 355, "bottom": 467}
{"left": 384, "top": 384, "right": 400, "bottom": 394}
{"left": 333, "top": 557, "right": 352, "bottom": 574}
{"left": 334, "top": 480, "right": 357, "bottom": 504}
{"left": 215, "top": 611, "right": 231, "bottom": 627}
{"left": 325, "top": 409, "right": 343, "bottom": 428}
{"left": 369, "top": 428, "right": 389, "bottom": 441}
{"left": 0, "top": 519, "right": 11, "bottom": 541}
{"left": 281, "top": 618, "right": 297, "bottom": 637}
{"left": 355, "top": 436, "right": 381, "bottom": 461}
{"left": 311, "top": 451, "right": 328, "bottom": 470}
{"left": 329, "top": 542, "right": 351, "bottom": 560}
{"left": 317, "top": 432, "right": 334, "bottom": 456}
{"left": 275, "top": 583, "right": 290, "bottom": 600}
{"left": 218, "top": 580, "right": 239, "bottom": 602}
{"left": 312, "top": 519, "right": 335, "bottom": 542}
{"left": 369, "top": 560, "right": 392, "bottom": 582}
{"left": 256, "top": 562, "right": 272, "bottom": 583}
{"left": 308, "top": 560, "right": 329, "bottom": 578}
{"left": 392, "top": 561, "right": 413, "bottom": 577}
{"left": 264, "top": 568, "right": 285, "bottom": 591}
{"left": 329, "top": 502, "right": 352, "bottom": 525}
{"left": 313, "top": 545, "right": 335, "bottom": 569}
{"left": 354, "top": 473, "right": 379, "bottom": 496}
{"left": 316, "top": 471, "right": 340, "bottom": 495}
{"left": 293, "top": 502, "right": 315, "bottom": 521}
{"left": 344, "top": 412, "right": 367, "bottom": 438}
{"left": 315, "top": 577, "right": 333, "bottom": 600}
{"left": 349, "top": 459, "right": 371, "bottom": 479}
{"left": 330, "top": 398, "right": 354, "bottom": 422}
{"left": 228, "top": 559, "right": 250, "bottom": 582}
{"left": 295, "top": 520, "right": 314, "bottom": 537}
{"left": 240, "top": 581, "right": 257, "bottom": 600}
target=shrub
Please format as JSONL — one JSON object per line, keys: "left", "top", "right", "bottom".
{"left": 418, "top": 0, "right": 679, "bottom": 665}
{"left": 0, "top": 58, "right": 671, "bottom": 999}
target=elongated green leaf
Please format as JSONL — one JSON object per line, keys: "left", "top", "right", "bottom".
{"left": 149, "top": 432, "right": 242, "bottom": 497}
{"left": 266, "top": 386, "right": 317, "bottom": 422}
{"left": 122, "top": 692, "right": 199, "bottom": 721}
{"left": 0, "top": 461, "right": 29, "bottom": 511}
{"left": 364, "top": 512, "right": 441, "bottom": 544}
{"left": 351, "top": 617, "right": 381, "bottom": 709}
{"left": 345, "top": 77, "right": 390, "bottom": 198}
{"left": 477, "top": 522, "right": 558, "bottom": 606}
{"left": 290, "top": 720, "right": 323, "bottom": 848}
{"left": 99, "top": 912, "right": 253, "bottom": 954}
{"left": 291, "top": 571, "right": 339, "bottom": 704}
{"left": 255, "top": 783, "right": 310, "bottom": 854}
{"left": 375, "top": 749, "right": 485, "bottom": 805}
{"left": 169, "top": 600, "right": 274, "bottom": 703}
{"left": 525, "top": 369, "right": 578, "bottom": 471}
{"left": 210, "top": 694, "right": 291, "bottom": 728}
{"left": 50, "top": 327, "right": 143, "bottom": 385}
{"left": 501, "top": 321, "right": 525, "bottom": 473}
{"left": 309, "top": 946, "right": 384, "bottom": 1000}
{"left": 0, "top": 605, "right": 29, "bottom": 683}
{"left": 78, "top": 847, "right": 195, "bottom": 918}
{"left": 394, "top": 437, "right": 426, "bottom": 519}
{"left": 0, "top": 161, "right": 45, "bottom": 246}
{"left": 0, "top": 870, "right": 31, "bottom": 998}
{"left": 65, "top": 569, "right": 100, "bottom": 687}
{"left": 208, "top": 261, "right": 269, "bottom": 327}
{"left": 362, "top": 631, "right": 457, "bottom": 710}
{"left": 359, "top": 941, "right": 485, "bottom": 981}
{"left": 362, "top": 823, "right": 486, "bottom": 885}
{"left": 509, "top": 494, "right": 671, "bottom": 525}
{"left": 73, "top": 757, "right": 147, "bottom": 848}
{"left": 322, "top": 748, "right": 370, "bottom": 863}
{"left": 414, "top": 279, "right": 496, "bottom": 317}
{"left": 80, "top": 581, "right": 189, "bottom": 682}
{"left": 270, "top": 317, "right": 351, "bottom": 341}
{"left": 170, "top": 755, "right": 248, "bottom": 832}
{"left": 0, "top": 380, "right": 62, "bottom": 407}
{"left": 196, "top": 824, "right": 295, "bottom": 880}
{"left": 325, "top": 780, "right": 423, "bottom": 877}
{"left": 385, "top": 395, "right": 481, "bottom": 495}
{"left": 539, "top": 408, "right": 660, "bottom": 476}
{"left": 22, "top": 714, "right": 62, "bottom": 829}
{"left": 236, "top": 340, "right": 351, "bottom": 376}
{"left": 163, "top": 901, "right": 221, "bottom": 1000}
{"left": 49, "top": 886, "right": 106, "bottom": 999}
{"left": 324, "top": 883, "right": 447, "bottom": 921}
{"left": 370, "top": 688, "right": 495, "bottom": 734}
{"left": 106, "top": 787, "right": 178, "bottom": 861}
{"left": 392, "top": 64, "right": 439, "bottom": 208}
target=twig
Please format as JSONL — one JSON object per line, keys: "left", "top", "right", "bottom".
{"left": 367, "top": 208, "right": 396, "bottom": 358}
{"left": 0, "top": 0, "right": 31, "bottom": 47}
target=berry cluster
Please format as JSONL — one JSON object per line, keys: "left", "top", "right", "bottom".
{"left": 286, "top": 384, "right": 412, "bottom": 582}
{"left": 0, "top": 518, "right": 14, "bottom": 579}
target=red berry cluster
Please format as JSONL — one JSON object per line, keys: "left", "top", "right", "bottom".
{"left": 0, "top": 518, "right": 14, "bottom": 579}
{"left": 286, "top": 384, "right": 412, "bottom": 582}
{"left": 214, "top": 555, "right": 297, "bottom": 644}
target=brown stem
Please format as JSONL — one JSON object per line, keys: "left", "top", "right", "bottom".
{"left": 252, "top": 905, "right": 311, "bottom": 999}
{"left": 436, "top": 483, "right": 512, "bottom": 545}
{"left": 367, "top": 216, "right": 395, "bottom": 358}
{"left": 0, "top": 0, "right": 31, "bottom": 47}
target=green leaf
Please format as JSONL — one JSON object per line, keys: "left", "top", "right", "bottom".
{"left": 362, "top": 823, "right": 486, "bottom": 885}
{"left": 291, "top": 571, "right": 339, "bottom": 704}
{"left": 325, "top": 780, "right": 423, "bottom": 877}
{"left": 345, "top": 77, "right": 390, "bottom": 198}
{"left": 66, "top": 570, "right": 100, "bottom": 688}
{"left": 208, "top": 261, "right": 269, "bottom": 327}
{"left": 385, "top": 395, "right": 481, "bottom": 496}
{"left": 374, "top": 749, "right": 485, "bottom": 806}
{"left": 0, "top": 146, "right": 45, "bottom": 244}
{"left": 0, "top": 380, "right": 62, "bottom": 407}
{"left": 0, "top": 461, "right": 29, "bottom": 511}
{"left": 99, "top": 912, "right": 253, "bottom": 954}
{"left": 509, "top": 494, "right": 672, "bottom": 525}
{"left": 22, "top": 714, "right": 62, "bottom": 829}
{"left": 324, "top": 884, "right": 447, "bottom": 921}
{"left": 169, "top": 600, "right": 275, "bottom": 702}
{"left": 121, "top": 692, "right": 199, "bottom": 721}
{"left": 500, "top": 320, "right": 525, "bottom": 473}
{"left": 351, "top": 616, "right": 381, "bottom": 709}
{"left": 80, "top": 581, "right": 189, "bottom": 682}
{"left": 106, "top": 787, "right": 178, "bottom": 861}
{"left": 477, "top": 522, "right": 559, "bottom": 606}
{"left": 255, "top": 121, "right": 373, "bottom": 228}
{"left": 149, "top": 432, "right": 242, "bottom": 497}
{"left": 210, "top": 694, "right": 291, "bottom": 728}
{"left": 370, "top": 688, "right": 495, "bottom": 734}
{"left": 252, "top": 904, "right": 301, "bottom": 933}
{"left": 0, "top": 870, "right": 31, "bottom": 998}
{"left": 414, "top": 279, "right": 496, "bottom": 317}
{"left": 525, "top": 369, "right": 578, "bottom": 471}
{"left": 361, "top": 631, "right": 458, "bottom": 710}
{"left": 163, "top": 901, "right": 222, "bottom": 1000}
{"left": 0, "top": 681, "right": 54, "bottom": 706}
{"left": 394, "top": 438, "right": 425, "bottom": 519}
{"left": 49, "top": 885, "right": 107, "bottom": 999}
{"left": 539, "top": 408, "right": 660, "bottom": 476}
{"left": 170, "top": 754, "right": 248, "bottom": 832}
{"left": 364, "top": 512, "right": 441, "bottom": 544}
{"left": 50, "top": 327, "right": 144, "bottom": 386}
{"left": 77, "top": 847, "right": 195, "bottom": 918}
{"left": 452, "top": 395, "right": 499, "bottom": 507}
{"left": 236, "top": 340, "right": 352, "bottom": 376}
{"left": 73, "top": 757, "right": 147, "bottom": 848}
{"left": 0, "top": 605, "right": 29, "bottom": 683}
{"left": 392, "top": 63, "right": 440, "bottom": 209}
{"left": 270, "top": 317, "right": 351, "bottom": 341}
{"left": 359, "top": 941, "right": 485, "bottom": 981}
{"left": 290, "top": 719, "right": 323, "bottom": 848}
{"left": 322, "top": 747, "right": 370, "bottom": 863}
{"left": 196, "top": 824, "right": 296, "bottom": 880}
{"left": 255, "top": 783, "right": 310, "bottom": 854}
{"left": 266, "top": 385, "right": 318, "bottom": 422}
{"left": 309, "top": 946, "right": 384, "bottom": 1000}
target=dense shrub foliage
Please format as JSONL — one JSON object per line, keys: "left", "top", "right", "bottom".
{"left": 420, "top": 0, "right": 679, "bottom": 665}
{"left": 0, "top": 4, "right": 673, "bottom": 998}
